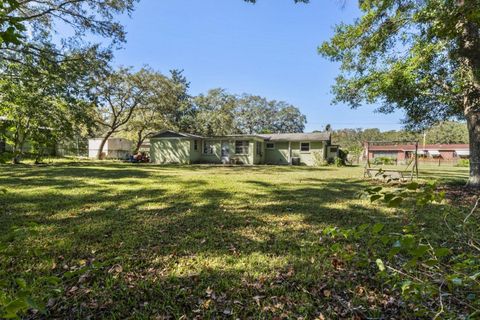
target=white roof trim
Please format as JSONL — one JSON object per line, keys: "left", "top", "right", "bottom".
{"left": 428, "top": 150, "right": 441, "bottom": 155}
{"left": 455, "top": 150, "right": 470, "bottom": 156}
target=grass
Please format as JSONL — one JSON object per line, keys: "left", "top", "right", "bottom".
{"left": 0, "top": 162, "right": 472, "bottom": 318}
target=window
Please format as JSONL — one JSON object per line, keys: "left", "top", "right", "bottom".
{"left": 372, "top": 151, "right": 396, "bottom": 159}
{"left": 203, "top": 141, "right": 214, "bottom": 154}
{"left": 235, "top": 140, "right": 249, "bottom": 154}
{"left": 194, "top": 140, "right": 198, "bottom": 151}
{"left": 256, "top": 142, "right": 262, "bottom": 155}
{"left": 330, "top": 146, "right": 338, "bottom": 153}
{"left": 266, "top": 142, "right": 275, "bottom": 149}
{"left": 300, "top": 142, "right": 310, "bottom": 152}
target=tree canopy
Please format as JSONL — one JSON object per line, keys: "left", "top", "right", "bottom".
{"left": 0, "top": 0, "right": 137, "bottom": 64}
{"left": 0, "top": 44, "right": 102, "bottom": 162}
{"left": 190, "top": 89, "right": 307, "bottom": 136}
{"left": 318, "top": 0, "right": 480, "bottom": 185}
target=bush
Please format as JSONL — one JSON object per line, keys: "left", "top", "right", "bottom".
{"left": 0, "top": 152, "right": 13, "bottom": 164}
{"left": 373, "top": 157, "right": 396, "bottom": 165}
{"left": 323, "top": 182, "right": 480, "bottom": 318}
{"left": 456, "top": 158, "right": 469, "bottom": 167}
{"left": 333, "top": 157, "right": 344, "bottom": 167}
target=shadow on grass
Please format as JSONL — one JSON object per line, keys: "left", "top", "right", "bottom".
{"left": 0, "top": 163, "right": 433, "bottom": 318}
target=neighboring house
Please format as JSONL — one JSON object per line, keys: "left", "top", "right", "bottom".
{"left": 139, "top": 139, "right": 151, "bottom": 154}
{"left": 88, "top": 138, "right": 133, "bottom": 159}
{"left": 150, "top": 130, "right": 338, "bottom": 165}
{"left": 365, "top": 143, "right": 470, "bottom": 161}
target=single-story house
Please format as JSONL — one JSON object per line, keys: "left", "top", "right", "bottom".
{"left": 150, "top": 130, "right": 338, "bottom": 165}
{"left": 88, "top": 138, "right": 133, "bottom": 159}
{"left": 365, "top": 143, "right": 470, "bottom": 161}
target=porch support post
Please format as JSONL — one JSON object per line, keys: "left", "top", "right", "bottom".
{"left": 288, "top": 141, "right": 292, "bottom": 165}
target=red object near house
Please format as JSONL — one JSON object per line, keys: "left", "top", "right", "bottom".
{"left": 365, "top": 143, "right": 469, "bottom": 161}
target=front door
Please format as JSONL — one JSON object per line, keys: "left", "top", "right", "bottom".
{"left": 221, "top": 141, "right": 230, "bottom": 164}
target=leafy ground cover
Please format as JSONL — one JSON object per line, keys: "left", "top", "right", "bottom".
{"left": 0, "top": 162, "right": 476, "bottom": 319}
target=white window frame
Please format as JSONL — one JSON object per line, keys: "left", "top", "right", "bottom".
{"left": 203, "top": 141, "right": 214, "bottom": 155}
{"left": 300, "top": 141, "right": 310, "bottom": 153}
{"left": 235, "top": 140, "right": 249, "bottom": 155}
{"left": 266, "top": 142, "right": 275, "bottom": 149}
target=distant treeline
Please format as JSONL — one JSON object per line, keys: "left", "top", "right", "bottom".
{"left": 330, "top": 121, "right": 469, "bottom": 157}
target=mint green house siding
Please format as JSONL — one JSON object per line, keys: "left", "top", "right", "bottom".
{"left": 150, "top": 138, "right": 191, "bottom": 164}
{"left": 295, "top": 141, "right": 326, "bottom": 166}
{"left": 149, "top": 130, "right": 335, "bottom": 166}
{"left": 200, "top": 139, "right": 222, "bottom": 164}
{"left": 198, "top": 138, "right": 263, "bottom": 165}
{"left": 265, "top": 141, "right": 289, "bottom": 165}
{"left": 190, "top": 139, "right": 202, "bottom": 163}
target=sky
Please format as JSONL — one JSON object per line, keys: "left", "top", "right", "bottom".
{"left": 111, "top": 0, "right": 405, "bottom": 132}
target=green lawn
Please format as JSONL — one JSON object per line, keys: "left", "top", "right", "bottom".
{"left": 0, "top": 163, "right": 472, "bottom": 318}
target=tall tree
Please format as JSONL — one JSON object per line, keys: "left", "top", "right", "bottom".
{"left": 193, "top": 89, "right": 238, "bottom": 136}
{"left": 425, "top": 121, "right": 469, "bottom": 144}
{"left": 0, "top": 0, "right": 137, "bottom": 61}
{"left": 272, "top": 101, "right": 306, "bottom": 133}
{"left": 93, "top": 68, "right": 148, "bottom": 159}
{"left": 319, "top": 1, "right": 480, "bottom": 186}
{"left": 235, "top": 95, "right": 275, "bottom": 134}
{"left": 122, "top": 69, "right": 181, "bottom": 153}
{"left": 168, "top": 69, "right": 196, "bottom": 132}
{"left": 0, "top": 44, "right": 101, "bottom": 163}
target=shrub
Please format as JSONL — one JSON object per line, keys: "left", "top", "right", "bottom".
{"left": 0, "top": 152, "right": 13, "bottom": 164}
{"left": 456, "top": 158, "right": 469, "bottom": 167}
{"left": 333, "top": 157, "right": 344, "bottom": 167}
{"left": 322, "top": 182, "right": 480, "bottom": 318}
{"left": 373, "top": 157, "right": 396, "bottom": 165}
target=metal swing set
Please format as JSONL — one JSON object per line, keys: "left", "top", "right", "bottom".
{"left": 364, "top": 140, "right": 419, "bottom": 182}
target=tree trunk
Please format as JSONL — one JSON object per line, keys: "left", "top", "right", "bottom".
{"left": 12, "top": 139, "right": 24, "bottom": 164}
{"left": 466, "top": 111, "right": 480, "bottom": 187}
{"left": 133, "top": 130, "right": 144, "bottom": 154}
{"left": 97, "top": 131, "right": 114, "bottom": 160}
{"left": 12, "top": 153, "right": 21, "bottom": 164}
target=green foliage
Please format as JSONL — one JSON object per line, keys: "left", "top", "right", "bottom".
{"left": 456, "top": 158, "right": 470, "bottom": 167}
{"left": 0, "top": 163, "right": 473, "bottom": 318}
{"left": 373, "top": 157, "right": 396, "bottom": 165}
{"left": 319, "top": 1, "right": 479, "bottom": 128}
{"left": 364, "top": 181, "right": 445, "bottom": 208}
{"left": 331, "top": 122, "right": 469, "bottom": 160}
{"left": 119, "top": 68, "right": 185, "bottom": 152}
{"left": 192, "top": 88, "right": 238, "bottom": 136}
{"left": 1, "top": 0, "right": 137, "bottom": 59}
{"left": 191, "top": 89, "right": 306, "bottom": 136}
{"left": 333, "top": 181, "right": 480, "bottom": 318}
{"left": 0, "top": 224, "right": 62, "bottom": 319}
{"left": 319, "top": 0, "right": 479, "bottom": 182}
{"left": 0, "top": 45, "right": 105, "bottom": 163}
{"left": 0, "top": 0, "right": 25, "bottom": 45}
{"left": 424, "top": 121, "right": 469, "bottom": 144}
{"left": 333, "top": 157, "right": 344, "bottom": 167}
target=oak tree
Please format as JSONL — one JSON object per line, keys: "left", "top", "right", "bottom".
{"left": 319, "top": 0, "right": 480, "bottom": 186}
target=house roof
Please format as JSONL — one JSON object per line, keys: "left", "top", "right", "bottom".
{"left": 368, "top": 144, "right": 469, "bottom": 152}
{"left": 258, "top": 132, "right": 331, "bottom": 142}
{"left": 207, "top": 134, "right": 266, "bottom": 141}
{"left": 150, "top": 130, "right": 204, "bottom": 139}
{"left": 149, "top": 130, "right": 331, "bottom": 142}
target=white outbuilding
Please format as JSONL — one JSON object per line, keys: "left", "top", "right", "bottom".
{"left": 88, "top": 138, "right": 133, "bottom": 159}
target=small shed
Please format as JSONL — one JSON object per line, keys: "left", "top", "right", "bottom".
{"left": 88, "top": 138, "right": 133, "bottom": 159}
